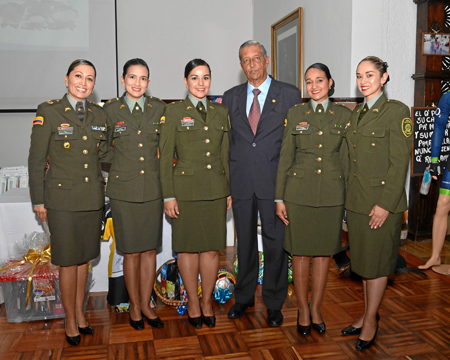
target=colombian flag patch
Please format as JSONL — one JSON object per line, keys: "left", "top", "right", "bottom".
{"left": 160, "top": 116, "right": 165, "bottom": 124}
{"left": 33, "top": 116, "right": 44, "bottom": 125}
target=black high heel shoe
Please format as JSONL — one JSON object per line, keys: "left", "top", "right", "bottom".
{"left": 188, "top": 312, "right": 203, "bottom": 329}
{"left": 141, "top": 312, "right": 164, "bottom": 328}
{"left": 296, "top": 311, "right": 311, "bottom": 336}
{"left": 65, "top": 322, "right": 80, "bottom": 346}
{"left": 355, "top": 315, "right": 380, "bottom": 351}
{"left": 309, "top": 304, "right": 326, "bottom": 334}
{"left": 129, "top": 313, "right": 145, "bottom": 330}
{"left": 78, "top": 324, "right": 94, "bottom": 335}
{"left": 341, "top": 313, "right": 380, "bottom": 336}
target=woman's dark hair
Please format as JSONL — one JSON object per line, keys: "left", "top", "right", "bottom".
{"left": 123, "top": 58, "right": 150, "bottom": 78}
{"left": 184, "top": 59, "right": 211, "bottom": 78}
{"left": 358, "top": 56, "right": 390, "bottom": 85}
{"left": 66, "top": 59, "right": 96, "bottom": 78}
{"left": 305, "top": 63, "right": 335, "bottom": 97}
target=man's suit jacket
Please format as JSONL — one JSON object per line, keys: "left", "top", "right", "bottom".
{"left": 222, "top": 77, "right": 302, "bottom": 200}
{"left": 104, "top": 94, "right": 165, "bottom": 203}
{"left": 28, "top": 94, "right": 109, "bottom": 211}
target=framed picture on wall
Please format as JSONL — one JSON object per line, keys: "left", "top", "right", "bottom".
{"left": 271, "top": 8, "right": 303, "bottom": 94}
{"left": 422, "top": 33, "right": 450, "bottom": 55}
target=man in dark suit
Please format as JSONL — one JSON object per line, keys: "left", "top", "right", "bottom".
{"left": 222, "top": 40, "right": 302, "bottom": 326}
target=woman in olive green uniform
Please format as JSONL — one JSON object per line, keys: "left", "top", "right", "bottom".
{"left": 341, "top": 56, "right": 412, "bottom": 351}
{"left": 160, "top": 59, "right": 231, "bottom": 328}
{"left": 29, "top": 59, "right": 110, "bottom": 346}
{"left": 276, "top": 63, "right": 350, "bottom": 336}
{"left": 104, "top": 58, "right": 165, "bottom": 330}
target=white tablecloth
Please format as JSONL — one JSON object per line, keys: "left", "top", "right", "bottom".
{"left": 0, "top": 188, "right": 235, "bottom": 303}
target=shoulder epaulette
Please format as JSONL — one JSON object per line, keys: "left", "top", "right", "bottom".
{"left": 46, "top": 99, "right": 59, "bottom": 105}
{"left": 88, "top": 101, "right": 102, "bottom": 107}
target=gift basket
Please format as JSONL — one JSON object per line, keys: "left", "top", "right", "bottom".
{"left": 154, "top": 258, "right": 202, "bottom": 315}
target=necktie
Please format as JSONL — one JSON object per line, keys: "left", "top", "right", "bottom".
{"left": 132, "top": 103, "right": 142, "bottom": 126}
{"left": 75, "top": 101, "right": 85, "bottom": 122}
{"left": 249, "top": 88, "right": 261, "bottom": 134}
{"left": 358, "top": 104, "right": 369, "bottom": 123}
{"left": 196, "top": 101, "right": 206, "bottom": 121}
{"left": 315, "top": 103, "right": 325, "bottom": 123}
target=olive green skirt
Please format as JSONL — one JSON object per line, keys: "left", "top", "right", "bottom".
{"left": 284, "top": 202, "right": 343, "bottom": 256}
{"left": 110, "top": 198, "right": 163, "bottom": 254}
{"left": 347, "top": 210, "right": 402, "bottom": 278}
{"left": 47, "top": 208, "right": 102, "bottom": 267}
{"left": 172, "top": 198, "right": 227, "bottom": 252}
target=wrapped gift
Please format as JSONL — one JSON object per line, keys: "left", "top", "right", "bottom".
{"left": 0, "top": 243, "right": 66, "bottom": 323}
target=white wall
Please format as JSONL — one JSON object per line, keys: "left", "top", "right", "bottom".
{"left": 253, "top": 0, "right": 353, "bottom": 98}
{"left": 350, "top": 0, "right": 416, "bottom": 107}
{"left": 116, "top": 0, "right": 253, "bottom": 98}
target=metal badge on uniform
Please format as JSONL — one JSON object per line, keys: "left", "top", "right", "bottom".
{"left": 91, "top": 125, "right": 105, "bottom": 131}
{"left": 181, "top": 117, "right": 195, "bottom": 127}
{"left": 63, "top": 142, "right": 70, "bottom": 148}
{"left": 296, "top": 122, "right": 309, "bottom": 131}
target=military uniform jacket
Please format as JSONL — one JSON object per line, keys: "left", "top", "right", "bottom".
{"left": 159, "top": 97, "right": 230, "bottom": 201}
{"left": 275, "top": 100, "right": 351, "bottom": 207}
{"left": 28, "top": 94, "right": 109, "bottom": 211}
{"left": 104, "top": 94, "right": 165, "bottom": 202}
{"left": 345, "top": 93, "right": 412, "bottom": 215}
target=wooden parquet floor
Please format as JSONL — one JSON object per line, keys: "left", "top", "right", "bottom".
{"left": 2, "top": 245, "right": 450, "bottom": 359}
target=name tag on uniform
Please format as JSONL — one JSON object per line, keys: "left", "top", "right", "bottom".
{"left": 296, "top": 122, "right": 309, "bottom": 131}
{"left": 58, "top": 126, "right": 73, "bottom": 135}
{"left": 115, "top": 127, "right": 126, "bottom": 132}
{"left": 92, "top": 126, "right": 105, "bottom": 131}
{"left": 115, "top": 122, "right": 127, "bottom": 132}
{"left": 181, "top": 117, "right": 194, "bottom": 127}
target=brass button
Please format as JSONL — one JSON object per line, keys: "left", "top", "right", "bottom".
{"left": 82, "top": 136, "right": 87, "bottom": 140}
{"left": 64, "top": 135, "right": 67, "bottom": 138}
{"left": 139, "top": 157, "right": 144, "bottom": 161}
{"left": 84, "top": 177, "right": 89, "bottom": 182}
{"left": 353, "top": 174, "right": 356, "bottom": 177}
{"left": 187, "top": 127, "right": 190, "bottom": 130}
{"left": 204, "top": 126, "right": 208, "bottom": 131}
{"left": 138, "top": 143, "right": 143, "bottom": 148}
{"left": 137, "top": 130, "right": 142, "bottom": 135}
{"left": 83, "top": 150, "right": 88, "bottom": 154}
{"left": 181, "top": 171, "right": 185, "bottom": 175}
{"left": 119, "top": 132, "right": 122, "bottom": 135}
{"left": 140, "top": 170, "right": 145, "bottom": 174}
{"left": 372, "top": 143, "right": 376, "bottom": 147}
{"left": 353, "top": 159, "right": 356, "bottom": 163}
{"left": 205, "top": 139, "right": 210, "bottom": 144}
{"left": 318, "top": 131, "right": 323, "bottom": 135}
{"left": 338, "top": 131, "right": 341, "bottom": 134}
{"left": 339, "top": 175, "right": 342, "bottom": 178}
{"left": 100, "top": 135, "right": 103, "bottom": 138}
{"left": 316, "top": 169, "right": 322, "bottom": 174}
{"left": 155, "top": 129, "right": 159, "bottom": 132}
{"left": 353, "top": 144, "right": 356, "bottom": 148}
{"left": 318, "top": 144, "right": 322, "bottom": 148}
{"left": 84, "top": 164, "right": 89, "bottom": 169}
{"left": 206, "top": 152, "right": 211, "bottom": 157}
{"left": 300, "top": 131, "right": 303, "bottom": 134}
{"left": 293, "top": 173, "right": 297, "bottom": 176}
{"left": 206, "top": 164, "right": 212, "bottom": 169}
{"left": 58, "top": 183, "right": 62, "bottom": 187}
{"left": 372, "top": 132, "right": 375, "bottom": 135}
{"left": 353, "top": 130, "right": 356, "bottom": 134}
{"left": 317, "top": 157, "right": 322, "bottom": 162}
{"left": 97, "top": 143, "right": 99, "bottom": 147}
{"left": 381, "top": 181, "right": 386, "bottom": 185}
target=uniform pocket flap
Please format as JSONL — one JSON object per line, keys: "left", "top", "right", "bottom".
{"left": 113, "top": 130, "right": 130, "bottom": 138}
{"left": 48, "top": 178, "right": 72, "bottom": 189}
{"left": 214, "top": 121, "right": 229, "bottom": 131}
{"left": 329, "top": 128, "right": 344, "bottom": 136}
{"left": 362, "top": 128, "right": 386, "bottom": 137}
{"left": 332, "top": 170, "right": 344, "bottom": 180}
{"left": 370, "top": 178, "right": 386, "bottom": 186}
{"left": 287, "top": 169, "right": 304, "bottom": 178}
{"left": 55, "top": 132, "right": 77, "bottom": 141}
{"left": 91, "top": 131, "right": 106, "bottom": 140}
{"left": 174, "top": 168, "right": 194, "bottom": 176}
{"left": 177, "top": 125, "right": 199, "bottom": 132}
{"left": 291, "top": 128, "right": 311, "bottom": 135}
{"left": 109, "top": 170, "right": 139, "bottom": 182}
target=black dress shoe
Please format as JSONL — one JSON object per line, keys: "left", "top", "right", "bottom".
{"left": 228, "top": 301, "right": 254, "bottom": 319}
{"left": 202, "top": 314, "right": 216, "bottom": 328}
{"left": 310, "top": 311, "right": 326, "bottom": 334}
{"left": 142, "top": 312, "right": 164, "bottom": 328}
{"left": 78, "top": 325, "right": 94, "bottom": 335}
{"left": 355, "top": 315, "right": 380, "bottom": 351}
{"left": 188, "top": 313, "right": 202, "bottom": 329}
{"left": 129, "top": 315, "right": 145, "bottom": 330}
{"left": 65, "top": 333, "right": 81, "bottom": 346}
{"left": 341, "top": 313, "right": 379, "bottom": 336}
{"left": 267, "top": 309, "right": 283, "bottom": 327}
{"left": 297, "top": 311, "right": 310, "bottom": 335}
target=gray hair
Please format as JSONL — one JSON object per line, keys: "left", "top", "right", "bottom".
{"left": 239, "top": 40, "right": 268, "bottom": 61}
